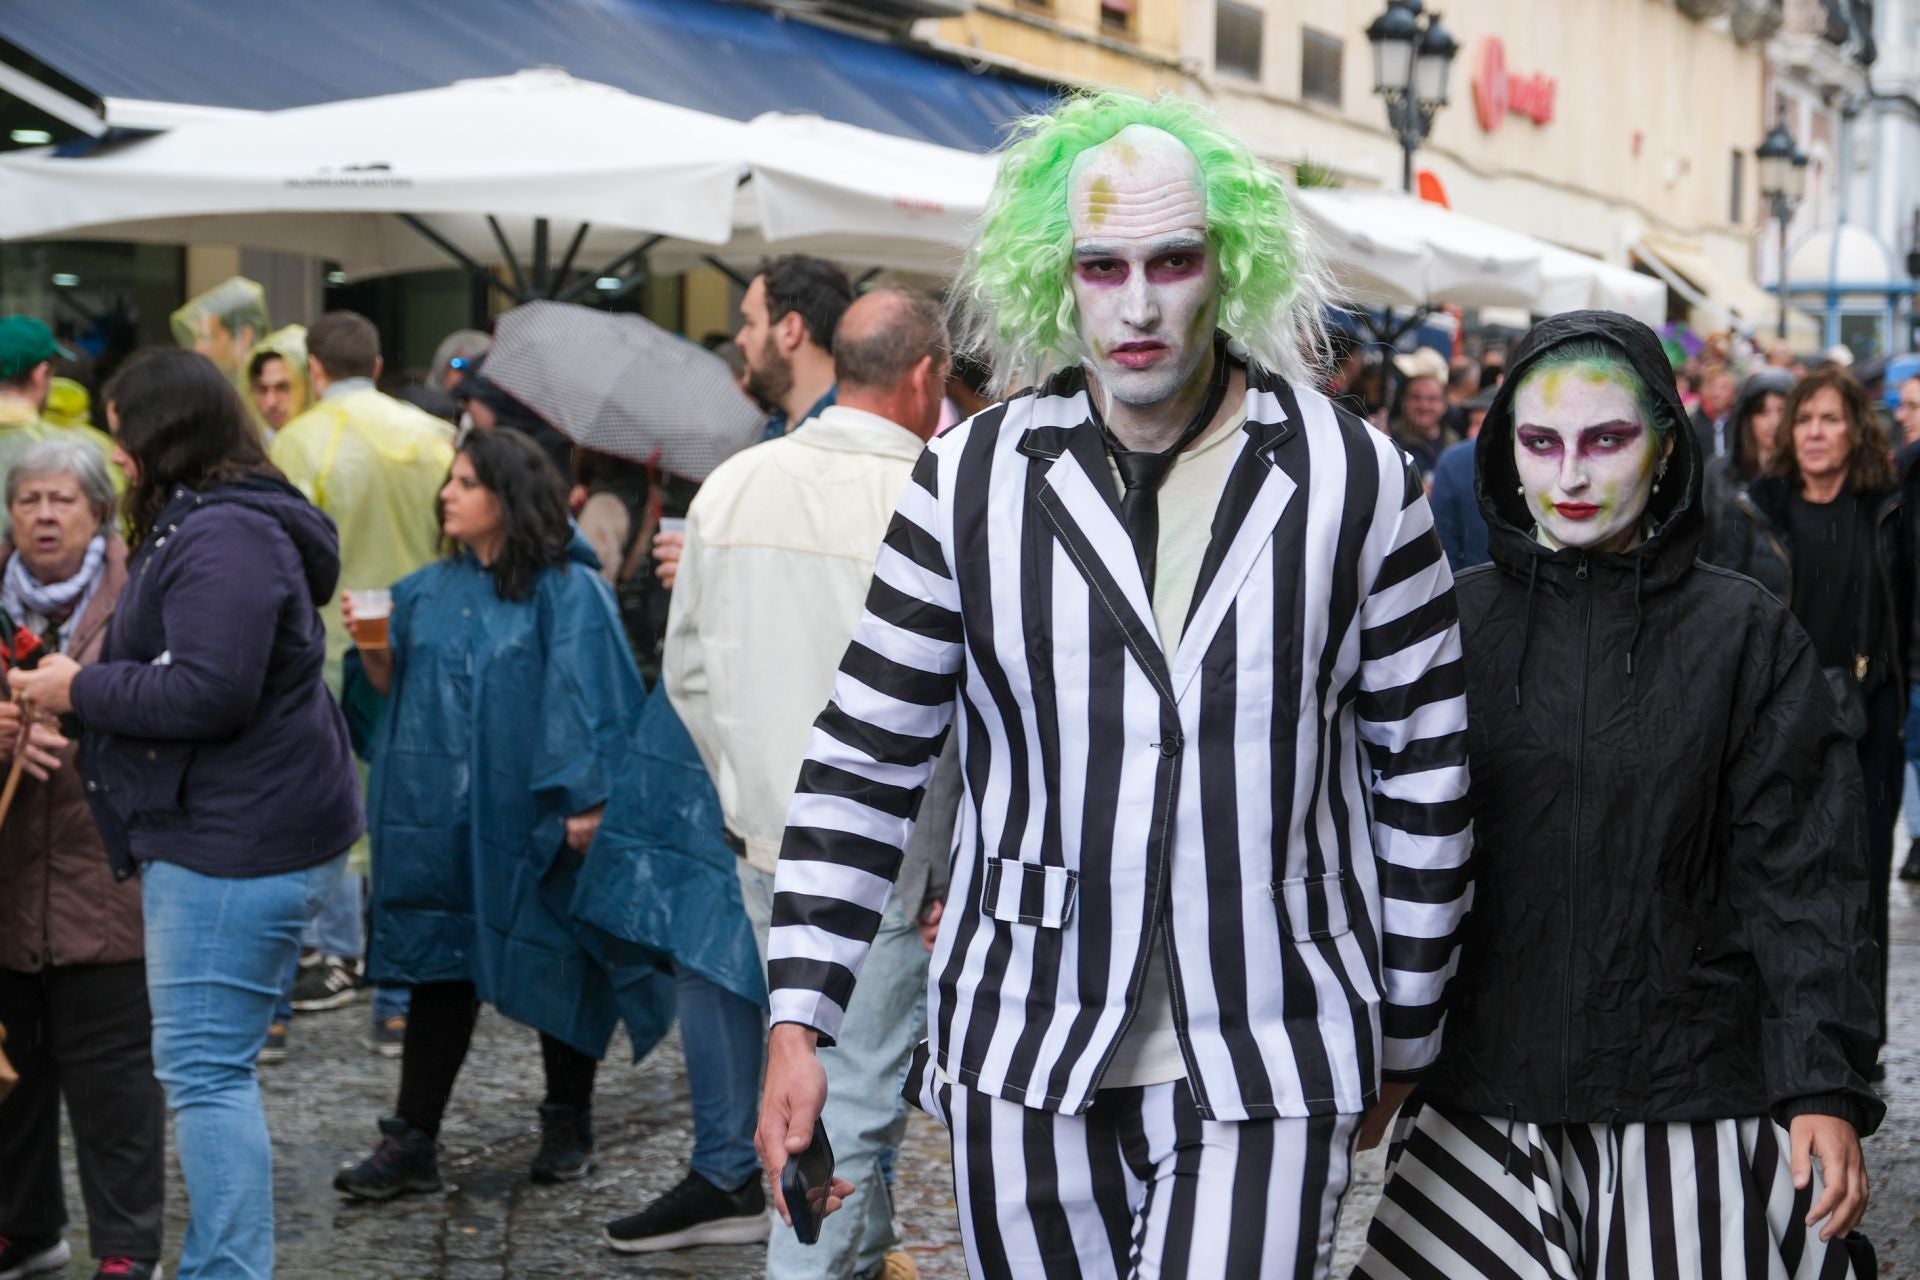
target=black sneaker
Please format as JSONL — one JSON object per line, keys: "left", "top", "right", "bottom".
{"left": 0, "top": 1233, "right": 71, "bottom": 1280}
{"left": 604, "top": 1170, "right": 769, "bottom": 1253}
{"left": 258, "top": 1023, "right": 288, "bottom": 1065}
{"left": 334, "top": 1115, "right": 444, "bottom": 1201}
{"left": 361, "top": 1015, "right": 406, "bottom": 1058}
{"left": 1900, "top": 839, "right": 1920, "bottom": 882}
{"left": 291, "top": 955, "right": 361, "bottom": 1011}
{"left": 530, "top": 1103, "right": 594, "bottom": 1183}
{"left": 94, "top": 1259, "right": 163, "bottom": 1279}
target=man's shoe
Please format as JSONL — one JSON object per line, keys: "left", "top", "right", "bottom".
{"left": 876, "top": 1251, "right": 920, "bottom": 1279}
{"left": 1900, "top": 839, "right": 1920, "bottom": 881}
{"left": 291, "top": 955, "right": 361, "bottom": 1011}
{"left": 334, "top": 1116, "right": 444, "bottom": 1201}
{"left": 93, "top": 1260, "right": 163, "bottom": 1279}
{"left": 361, "top": 1016, "right": 406, "bottom": 1059}
{"left": 603, "top": 1170, "right": 769, "bottom": 1253}
{"left": 258, "top": 1023, "right": 288, "bottom": 1065}
{"left": 530, "top": 1103, "right": 594, "bottom": 1183}
{"left": 0, "top": 1234, "right": 71, "bottom": 1280}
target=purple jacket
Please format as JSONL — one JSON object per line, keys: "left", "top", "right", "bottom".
{"left": 73, "top": 477, "right": 363, "bottom": 879}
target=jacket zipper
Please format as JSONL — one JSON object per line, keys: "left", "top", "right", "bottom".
{"left": 1562, "top": 552, "right": 1591, "bottom": 1121}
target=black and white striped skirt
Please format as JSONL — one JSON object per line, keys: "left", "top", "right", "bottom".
{"left": 1354, "top": 1101, "right": 1861, "bottom": 1279}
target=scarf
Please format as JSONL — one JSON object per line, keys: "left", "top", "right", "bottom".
{"left": 3, "top": 535, "right": 108, "bottom": 650}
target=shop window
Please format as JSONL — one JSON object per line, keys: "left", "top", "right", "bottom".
{"left": 1215, "top": 1, "right": 1263, "bottom": 80}
{"left": 1729, "top": 150, "right": 1744, "bottom": 224}
{"left": 1302, "top": 27, "right": 1343, "bottom": 107}
{"left": 1100, "top": 0, "right": 1132, "bottom": 36}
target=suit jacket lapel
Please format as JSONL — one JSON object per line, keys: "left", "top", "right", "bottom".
{"left": 1170, "top": 387, "right": 1300, "bottom": 702}
{"left": 1019, "top": 420, "right": 1174, "bottom": 700}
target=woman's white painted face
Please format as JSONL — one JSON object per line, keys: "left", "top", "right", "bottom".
{"left": 1067, "top": 125, "right": 1219, "bottom": 411}
{"left": 1512, "top": 365, "right": 1667, "bottom": 552}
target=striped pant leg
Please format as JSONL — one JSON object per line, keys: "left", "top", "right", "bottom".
{"left": 1355, "top": 1101, "right": 1580, "bottom": 1280}
{"left": 1133, "top": 1080, "right": 1361, "bottom": 1280}
{"left": 1592, "top": 1118, "right": 1858, "bottom": 1280}
{"left": 943, "top": 1077, "right": 1147, "bottom": 1278}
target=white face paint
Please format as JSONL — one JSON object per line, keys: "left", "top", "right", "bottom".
{"left": 1068, "top": 126, "right": 1219, "bottom": 415}
{"left": 1511, "top": 365, "right": 1666, "bottom": 552}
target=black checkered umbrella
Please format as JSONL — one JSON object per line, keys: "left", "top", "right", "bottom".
{"left": 483, "top": 300, "right": 765, "bottom": 480}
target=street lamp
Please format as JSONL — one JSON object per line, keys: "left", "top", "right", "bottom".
{"left": 1367, "top": 0, "right": 1458, "bottom": 193}
{"left": 1756, "top": 118, "right": 1810, "bottom": 340}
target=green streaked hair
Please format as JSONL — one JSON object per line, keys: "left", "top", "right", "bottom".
{"left": 955, "top": 91, "right": 1328, "bottom": 395}
{"left": 1514, "top": 341, "right": 1671, "bottom": 441}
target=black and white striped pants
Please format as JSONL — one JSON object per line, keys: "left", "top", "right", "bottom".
{"left": 1355, "top": 1101, "right": 1860, "bottom": 1279}
{"left": 926, "top": 1075, "right": 1360, "bottom": 1279}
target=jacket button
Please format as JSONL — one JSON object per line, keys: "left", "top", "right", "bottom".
{"left": 1159, "top": 735, "right": 1183, "bottom": 758}
{"left": 146, "top": 749, "right": 157, "bottom": 760}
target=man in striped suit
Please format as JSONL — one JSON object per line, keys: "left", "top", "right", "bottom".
{"left": 757, "top": 92, "right": 1475, "bottom": 1278}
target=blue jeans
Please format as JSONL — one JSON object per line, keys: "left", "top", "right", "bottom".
{"left": 1902, "top": 685, "right": 1920, "bottom": 840}
{"left": 676, "top": 967, "right": 764, "bottom": 1191}
{"left": 740, "top": 864, "right": 929, "bottom": 1280}
{"left": 144, "top": 853, "right": 347, "bottom": 1280}
{"left": 271, "top": 870, "right": 411, "bottom": 1025}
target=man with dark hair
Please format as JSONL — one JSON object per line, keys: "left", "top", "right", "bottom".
{"left": 266, "top": 310, "right": 453, "bottom": 1057}
{"left": 246, "top": 326, "right": 310, "bottom": 437}
{"left": 609, "top": 289, "right": 959, "bottom": 1274}
{"left": 737, "top": 255, "right": 853, "bottom": 439}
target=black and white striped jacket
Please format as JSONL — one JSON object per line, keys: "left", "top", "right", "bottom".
{"left": 769, "top": 363, "right": 1474, "bottom": 1122}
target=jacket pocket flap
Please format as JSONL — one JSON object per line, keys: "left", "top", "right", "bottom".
{"left": 981, "top": 858, "right": 1077, "bottom": 928}
{"left": 1273, "top": 872, "right": 1352, "bottom": 942}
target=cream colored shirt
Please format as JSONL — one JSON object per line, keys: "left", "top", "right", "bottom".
{"left": 664, "top": 405, "right": 928, "bottom": 874}
{"left": 1101, "top": 407, "right": 1247, "bottom": 1088}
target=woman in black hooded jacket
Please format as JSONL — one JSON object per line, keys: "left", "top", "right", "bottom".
{"left": 1355, "top": 312, "right": 1881, "bottom": 1280}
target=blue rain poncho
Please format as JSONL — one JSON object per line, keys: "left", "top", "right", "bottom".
{"left": 572, "top": 685, "right": 768, "bottom": 1010}
{"left": 365, "top": 534, "right": 672, "bottom": 1059}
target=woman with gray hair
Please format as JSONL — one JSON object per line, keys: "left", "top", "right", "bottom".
{"left": 0, "top": 437, "right": 166, "bottom": 1280}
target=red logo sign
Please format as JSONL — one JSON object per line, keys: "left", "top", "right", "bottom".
{"left": 1472, "top": 37, "right": 1556, "bottom": 132}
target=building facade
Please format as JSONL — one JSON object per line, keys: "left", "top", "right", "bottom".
{"left": 922, "top": 0, "right": 1785, "bottom": 336}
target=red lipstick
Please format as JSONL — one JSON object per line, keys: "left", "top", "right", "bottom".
{"left": 1554, "top": 502, "right": 1600, "bottom": 520}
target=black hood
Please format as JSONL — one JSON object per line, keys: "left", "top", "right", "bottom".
{"left": 1721, "top": 368, "right": 1795, "bottom": 480}
{"left": 158, "top": 475, "right": 342, "bottom": 607}
{"left": 1475, "top": 309, "right": 1699, "bottom": 592}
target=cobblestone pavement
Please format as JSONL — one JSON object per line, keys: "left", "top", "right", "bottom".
{"left": 56, "top": 881, "right": 1920, "bottom": 1277}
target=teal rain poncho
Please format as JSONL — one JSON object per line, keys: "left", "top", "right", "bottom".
{"left": 366, "top": 533, "right": 672, "bottom": 1059}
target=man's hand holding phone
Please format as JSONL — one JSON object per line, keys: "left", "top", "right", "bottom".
{"left": 757, "top": 1023, "right": 855, "bottom": 1232}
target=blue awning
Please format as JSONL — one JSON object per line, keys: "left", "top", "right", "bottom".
{"left": 1, "top": 0, "right": 1058, "bottom": 152}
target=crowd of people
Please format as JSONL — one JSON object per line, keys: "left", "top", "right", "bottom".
{"left": 0, "top": 84, "right": 1904, "bottom": 1280}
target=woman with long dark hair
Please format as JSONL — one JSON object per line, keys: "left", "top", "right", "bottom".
{"left": 10, "top": 348, "right": 362, "bottom": 1280}
{"left": 1706, "top": 366, "right": 1910, "bottom": 1068}
{"left": 334, "top": 427, "right": 662, "bottom": 1201}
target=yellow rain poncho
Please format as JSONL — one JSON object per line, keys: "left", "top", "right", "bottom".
{"left": 0, "top": 391, "right": 124, "bottom": 535}
{"left": 269, "top": 385, "right": 455, "bottom": 694}
{"left": 272, "top": 386, "right": 455, "bottom": 878}
{"left": 244, "top": 324, "right": 311, "bottom": 439}
{"left": 171, "top": 276, "right": 269, "bottom": 384}
{"left": 42, "top": 376, "right": 94, "bottom": 431}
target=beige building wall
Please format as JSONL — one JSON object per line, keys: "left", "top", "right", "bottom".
{"left": 926, "top": 0, "right": 1768, "bottom": 283}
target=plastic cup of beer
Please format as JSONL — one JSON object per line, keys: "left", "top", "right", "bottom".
{"left": 350, "top": 588, "right": 392, "bottom": 650}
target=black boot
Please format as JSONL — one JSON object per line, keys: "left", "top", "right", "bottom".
{"left": 334, "top": 1115, "right": 443, "bottom": 1201}
{"left": 530, "top": 1103, "right": 594, "bottom": 1183}
{"left": 1900, "top": 839, "right": 1920, "bottom": 882}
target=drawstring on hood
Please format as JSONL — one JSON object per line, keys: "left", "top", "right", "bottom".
{"left": 1474, "top": 311, "right": 1704, "bottom": 704}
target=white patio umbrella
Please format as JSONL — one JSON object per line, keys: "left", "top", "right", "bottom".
{"left": 0, "top": 72, "right": 1003, "bottom": 284}
{"left": 0, "top": 70, "right": 752, "bottom": 286}
{"left": 1295, "top": 188, "right": 1545, "bottom": 311}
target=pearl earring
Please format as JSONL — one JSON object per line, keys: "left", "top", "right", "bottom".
{"left": 1516, "top": 483, "right": 1525, "bottom": 496}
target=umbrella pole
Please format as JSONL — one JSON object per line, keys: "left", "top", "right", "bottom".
{"left": 396, "top": 215, "right": 527, "bottom": 304}
{"left": 0, "top": 697, "right": 36, "bottom": 829}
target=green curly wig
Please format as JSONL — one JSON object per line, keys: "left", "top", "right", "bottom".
{"left": 956, "top": 91, "right": 1327, "bottom": 395}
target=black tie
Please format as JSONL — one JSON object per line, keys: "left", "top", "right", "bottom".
{"left": 1102, "top": 341, "right": 1232, "bottom": 595}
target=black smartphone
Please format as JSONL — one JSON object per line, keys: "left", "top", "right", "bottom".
{"left": 779, "top": 1118, "right": 835, "bottom": 1245}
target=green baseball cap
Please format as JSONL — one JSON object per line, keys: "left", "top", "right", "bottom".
{"left": 0, "top": 316, "right": 75, "bottom": 380}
